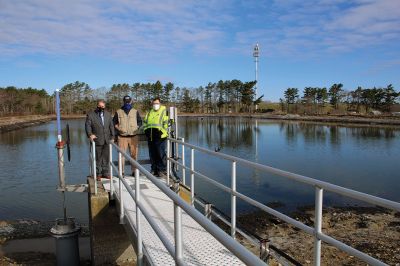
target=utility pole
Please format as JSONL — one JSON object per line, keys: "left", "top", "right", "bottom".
{"left": 253, "top": 43, "right": 259, "bottom": 111}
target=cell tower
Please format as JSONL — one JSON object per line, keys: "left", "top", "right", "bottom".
{"left": 253, "top": 43, "right": 259, "bottom": 110}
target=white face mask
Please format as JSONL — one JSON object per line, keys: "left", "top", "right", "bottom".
{"left": 153, "top": 103, "right": 160, "bottom": 111}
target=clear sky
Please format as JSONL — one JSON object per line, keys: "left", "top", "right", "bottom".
{"left": 0, "top": 0, "right": 399, "bottom": 101}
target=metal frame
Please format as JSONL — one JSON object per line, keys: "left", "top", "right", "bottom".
{"left": 88, "top": 141, "right": 266, "bottom": 266}
{"left": 167, "top": 138, "right": 400, "bottom": 266}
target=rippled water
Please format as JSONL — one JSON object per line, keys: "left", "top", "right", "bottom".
{"left": 0, "top": 117, "right": 399, "bottom": 223}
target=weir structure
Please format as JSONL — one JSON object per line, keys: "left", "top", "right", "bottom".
{"left": 87, "top": 134, "right": 400, "bottom": 266}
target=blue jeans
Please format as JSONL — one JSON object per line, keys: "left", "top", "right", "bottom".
{"left": 147, "top": 138, "right": 166, "bottom": 173}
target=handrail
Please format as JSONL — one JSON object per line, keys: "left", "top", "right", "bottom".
{"left": 105, "top": 141, "right": 266, "bottom": 266}
{"left": 167, "top": 137, "right": 399, "bottom": 266}
{"left": 169, "top": 139, "right": 400, "bottom": 212}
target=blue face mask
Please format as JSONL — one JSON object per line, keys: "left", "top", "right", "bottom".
{"left": 122, "top": 103, "right": 132, "bottom": 112}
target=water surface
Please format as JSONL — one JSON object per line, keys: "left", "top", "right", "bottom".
{"left": 0, "top": 117, "right": 399, "bottom": 223}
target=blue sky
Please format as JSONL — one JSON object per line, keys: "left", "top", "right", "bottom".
{"left": 0, "top": 0, "right": 399, "bottom": 101}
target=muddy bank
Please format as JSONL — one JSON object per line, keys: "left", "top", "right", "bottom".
{"left": 0, "top": 115, "right": 85, "bottom": 133}
{"left": 180, "top": 113, "right": 400, "bottom": 127}
{"left": 0, "top": 219, "right": 90, "bottom": 265}
{"left": 235, "top": 206, "right": 400, "bottom": 265}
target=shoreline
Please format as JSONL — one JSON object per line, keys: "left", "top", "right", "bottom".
{"left": 1, "top": 113, "right": 400, "bottom": 133}
{"left": 234, "top": 206, "right": 400, "bottom": 265}
{"left": 180, "top": 113, "right": 400, "bottom": 127}
{"left": 0, "top": 115, "right": 85, "bottom": 133}
{"left": 1, "top": 207, "right": 398, "bottom": 265}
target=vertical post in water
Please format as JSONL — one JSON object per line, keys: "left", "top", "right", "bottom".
{"left": 190, "top": 148, "right": 194, "bottom": 206}
{"left": 231, "top": 161, "right": 237, "bottom": 239}
{"left": 135, "top": 169, "right": 143, "bottom": 265}
{"left": 55, "top": 89, "right": 66, "bottom": 191}
{"left": 109, "top": 143, "right": 114, "bottom": 200}
{"left": 166, "top": 139, "right": 170, "bottom": 186}
{"left": 119, "top": 151, "right": 124, "bottom": 224}
{"left": 314, "top": 186, "right": 323, "bottom": 266}
{"left": 181, "top": 138, "right": 186, "bottom": 185}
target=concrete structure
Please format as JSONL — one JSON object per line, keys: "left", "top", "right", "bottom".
{"left": 88, "top": 177, "right": 136, "bottom": 265}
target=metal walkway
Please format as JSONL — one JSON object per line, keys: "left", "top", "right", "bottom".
{"left": 102, "top": 176, "right": 245, "bottom": 266}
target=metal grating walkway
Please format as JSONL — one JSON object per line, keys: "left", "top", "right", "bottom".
{"left": 102, "top": 176, "right": 245, "bottom": 266}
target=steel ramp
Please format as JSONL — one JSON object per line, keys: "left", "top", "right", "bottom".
{"left": 102, "top": 176, "right": 245, "bottom": 266}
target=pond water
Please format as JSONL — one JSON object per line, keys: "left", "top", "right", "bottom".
{"left": 0, "top": 117, "right": 399, "bottom": 223}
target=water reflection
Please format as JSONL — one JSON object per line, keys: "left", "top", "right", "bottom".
{"left": 1, "top": 117, "right": 399, "bottom": 222}
{"left": 179, "top": 117, "right": 400, "bottom": 215}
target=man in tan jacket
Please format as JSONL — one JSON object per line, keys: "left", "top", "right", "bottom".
{"left": 113, "top": 95, "right": 142, "bottom": 176}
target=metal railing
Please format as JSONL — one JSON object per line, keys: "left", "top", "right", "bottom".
{"left": 89, "top": 140, "right": 266, "bottom": 266}
{"left": 167, "top": 138, "right": 400, "bottom": 266}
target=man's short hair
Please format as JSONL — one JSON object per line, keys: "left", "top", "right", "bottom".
{"left": 152, "top": 97, "right": 161, "bottom": 102}
{"left": 123, "top": 95, "right": 132, "bottom": 103}
{"left": 97, "top": 99, "right": 106, "bottom": 105}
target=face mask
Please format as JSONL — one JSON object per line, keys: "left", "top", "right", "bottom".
{"left": 97, "top": 106, "right": 105, "bottom": 112}
{"left": 122, "top": 103, "right": 132, "bottom": 111}
{"left": 153, "top": 104, "right": 160, "bottom": 111}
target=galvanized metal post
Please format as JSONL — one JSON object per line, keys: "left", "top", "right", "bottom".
{"left": 174, "top": 202, "right": 183, "bottom": 264}
{"left": 181, "top": 138, "right": 186, "bottom": 185}
{"left": 231, "top": 161, "right": 237, "bottom": 239}
{"left": 190, "top": 148, "right": 194, "bottom": 206}
{"left": 135, "top": 168, "right": 143, "bottom": 266}
{"left": 167, "top": 139, "right": 170, "bottom": 186}
{"left": 92, "top": 142, "right": 97, "bottom": 195}
{"left": 118, "top": 151, "right": 124, "bottom": 224}
{"left": 109, "top": 143, "right": 114, "bottom": 200}
{"left": 314, "top": 186, "right": 323, "bottom": 266}
{"left": 174, "top": 107, "right": 179, "bottom": 160}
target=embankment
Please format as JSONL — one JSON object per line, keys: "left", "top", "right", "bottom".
{"left": 0, "top": 115, "right": 85, "bottom": 133}
{"left": 180, "top": 113, "right": 400, "bottom": 126}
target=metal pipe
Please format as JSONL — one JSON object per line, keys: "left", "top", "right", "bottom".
{"left": 167, "top": 139, "right": 170, "bottom": 186}
{"left": 55, "top": 89, "right": 62, "bottom": 142}
{"left": 167, "top": 138, "right": 400, "bottom": 212}
{"left": 170, "top": 157, "right": 316, "bottom": 234}
{"left": 190, "top": 148, "right": 194, "bottom": 206}
{"left": 118, "top": 151, "right": 124, "bottom": 224}
{"left": 135, "top": 168, "right": 143, "bottom": 266}
{"left": 231, "top": 161, "right": 236, "bottom": 239}
{"left": 181, "top": 138, "right": 185, "bottom": 185}
{"left": 118, "top": 177, "right": 178, "bottom": 263}
{"left": 111, "top": 142, "right": 265, "bottom": 266}
{"left": 92, "top": 141, "right": 97, "bottom": 195}
{"left": 109, "top": 143, "right": 114, "bottom": 200}
{"left": 174, "top": 203, "right": 183, "bottom": 263}
{"left": 314, "top": 187, "right": 323, "bottom": 266}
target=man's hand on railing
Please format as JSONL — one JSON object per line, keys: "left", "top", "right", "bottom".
{"left": 89, "top": 134, "right": 97, "bottom": 141}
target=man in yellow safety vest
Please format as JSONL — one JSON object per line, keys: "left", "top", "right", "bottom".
{"left": 143, "top": 97, "right": 169, "bottom": 177}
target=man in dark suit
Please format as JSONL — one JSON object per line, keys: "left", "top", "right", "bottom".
{"left": 85, "top": 99, "right": 115, "bottom": 180}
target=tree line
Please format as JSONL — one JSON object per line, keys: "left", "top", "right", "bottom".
{"left": 0, "top": 79, "right": 262, "bottom": 116}
{"left": 281, "top": 84, "right": 399, "bottom": 114}
{"left": 0, "top": 86, "right": 53, "bottom": 116}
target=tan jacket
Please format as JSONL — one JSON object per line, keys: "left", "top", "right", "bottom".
{"left": 115, "top": 109, "right": 139, "bottom": 136}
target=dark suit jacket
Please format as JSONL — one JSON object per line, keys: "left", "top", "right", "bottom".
{"left": 85, "top": 110, "right": 115, "bottom": 145}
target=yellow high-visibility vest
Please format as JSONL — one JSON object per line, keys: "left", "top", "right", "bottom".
{"left": 143, "top": 106, "right": 169, "bottom": 138}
